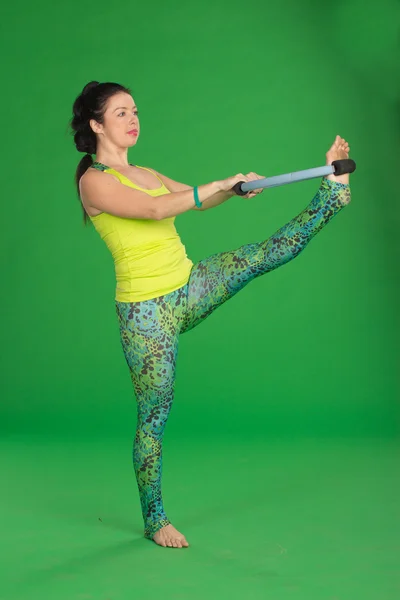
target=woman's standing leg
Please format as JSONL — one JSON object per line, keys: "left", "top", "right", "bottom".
{"left": 181, "top": 178, "right": 350, "bottom": 333}
{"left": 115, "top": 287, "right": 189, "bottom": 546}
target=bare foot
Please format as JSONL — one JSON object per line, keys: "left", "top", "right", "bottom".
{"left": 152, "top": 524, "right": 189, "bottom": 548}
{"left": 325, "top": 135, "right": 351, "bottom": 185}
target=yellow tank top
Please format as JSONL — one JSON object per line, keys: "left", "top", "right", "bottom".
{"left": 88, "top": 162, "right": 194, "bottom": 302}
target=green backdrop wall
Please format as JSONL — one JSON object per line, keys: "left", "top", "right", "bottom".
{"left": 1, "top": 0, "right": 398, "bottom": 440}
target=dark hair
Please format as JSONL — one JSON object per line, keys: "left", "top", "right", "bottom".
{"left": 69, "top": 81, "right": 132, "bottom": 226}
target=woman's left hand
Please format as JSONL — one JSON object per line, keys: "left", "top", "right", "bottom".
{"left": 243, "top": 172, "right": 266, "bottom": 198}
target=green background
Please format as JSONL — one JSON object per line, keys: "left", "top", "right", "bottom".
{"left": 1, "top": 0, "right": 399, "bottom": 598}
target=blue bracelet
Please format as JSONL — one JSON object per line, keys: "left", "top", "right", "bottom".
{"left": 193, "top": 186, "right": 202, "bottom": 208}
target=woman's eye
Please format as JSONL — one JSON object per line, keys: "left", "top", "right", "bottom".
{"left": 119, "top": 111, "right": 139, "bottom": 117}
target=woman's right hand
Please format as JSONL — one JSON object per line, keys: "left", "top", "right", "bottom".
{"left": 218, "top": 172, "right": 266, "bottom": 198}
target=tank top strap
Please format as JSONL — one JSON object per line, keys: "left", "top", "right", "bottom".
{"left": 90, "top": 162, "right": 107, "bottom": 171}
{"left": 91, "top": 162, "right": 165, "bottom": 189}
{"left": 90, "top": 163, "right": 138, "bottom": 190}
{"left": 132, "top": 164, "right": 165, "bottom": 187}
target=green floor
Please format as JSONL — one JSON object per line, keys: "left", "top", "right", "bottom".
{"left": 2, "top": 434, "right": 399, "bottom": 599}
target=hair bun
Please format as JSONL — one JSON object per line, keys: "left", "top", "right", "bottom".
{"left": 76, "top": 133, "right": 96, "bottom": 154}
{"left": 82, "top": 81, "right": 100, "bottom": 96}
{"left": 72, "top": 82, "right": 99, "bottom": 123}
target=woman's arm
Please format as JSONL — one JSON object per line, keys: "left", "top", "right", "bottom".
{"left": 152, "top": 169, "right": 233, "bottom": 212}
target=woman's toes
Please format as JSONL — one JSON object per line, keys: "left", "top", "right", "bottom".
{"left": 152, "top": 526, "right": 189, "bottom": 548}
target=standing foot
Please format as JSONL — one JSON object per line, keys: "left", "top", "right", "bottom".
{"left": 151, "top": 524, "right": 190, "bottom": 548}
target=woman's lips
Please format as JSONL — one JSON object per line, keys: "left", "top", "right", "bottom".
{"left": 128, "top": 130, "right": 138, "bottom": 136}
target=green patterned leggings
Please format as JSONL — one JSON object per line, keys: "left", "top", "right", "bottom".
{"left": 115, "top": 178, "right": 351, "bottom": 539}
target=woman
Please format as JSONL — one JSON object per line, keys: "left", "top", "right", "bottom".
{"left": 70, "top": 81, "right": 352, "bottom": 549}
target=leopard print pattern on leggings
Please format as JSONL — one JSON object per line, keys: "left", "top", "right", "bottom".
{"left": 115, "top": 177, "right": 350, "bottom": 539}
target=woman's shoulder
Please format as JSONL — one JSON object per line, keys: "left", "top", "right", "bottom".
{"left": 80, "top": 168, "right": 119, "bottom": 217}
{"left": 83, "top": 165, "right": 120, "bottom": 183}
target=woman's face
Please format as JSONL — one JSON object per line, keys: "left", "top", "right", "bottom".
{"left": 96, "top": 92, "right": 140, "bottom": 148}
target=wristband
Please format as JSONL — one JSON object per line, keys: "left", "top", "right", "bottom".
{"left": 193, "top": 186, "right": 202, "bottom": 208}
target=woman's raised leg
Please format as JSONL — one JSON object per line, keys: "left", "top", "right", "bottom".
{"left": 181, "top": 178, "right": 350, "bottom": 333}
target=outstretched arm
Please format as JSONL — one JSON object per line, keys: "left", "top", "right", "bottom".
{"left": 152, "top": 169, "right": 233, "bottom": 212}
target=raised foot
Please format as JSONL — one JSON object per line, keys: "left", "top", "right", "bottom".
{"left": 152, "top": 524, "right": 189, "bottom": 548}
{"left": 325, "top": 135, "right": 351, "bottom": 185}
